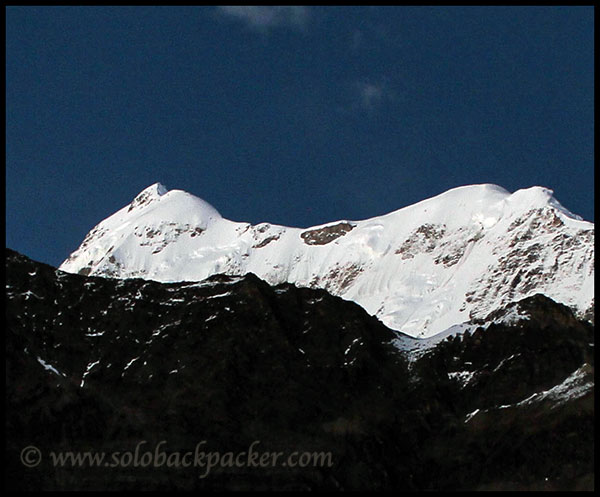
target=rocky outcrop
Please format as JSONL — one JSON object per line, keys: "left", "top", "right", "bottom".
{"left": 300, "top": 222, "right": 355, "bottom": 245}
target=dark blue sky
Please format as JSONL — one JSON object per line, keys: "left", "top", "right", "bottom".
{"left": 6, "top": 6, "right": 594, "bottom": 267}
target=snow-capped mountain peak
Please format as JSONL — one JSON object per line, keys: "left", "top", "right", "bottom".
{"left": 126, "top": 182, "right": 221, "bottom": 224}
{"left": 127, "top": 182, "right": 169, "bottom": 212}
{"left": 59, "top": 183, "right": 594, "bottom": 338}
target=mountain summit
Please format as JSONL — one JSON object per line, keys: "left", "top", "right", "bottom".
{"left": 59, "top": 183, "right": 594, "bottom": 337}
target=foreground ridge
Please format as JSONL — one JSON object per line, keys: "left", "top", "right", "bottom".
{"left": 7, "top": 249, "right": 595, "bottom": 491}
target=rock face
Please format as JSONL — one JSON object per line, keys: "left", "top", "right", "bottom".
{"left": 6, "top": 249, "right": 594, "bottom": 491}
{"left": 58, "top": 183, "right": 594, "bottom": 337}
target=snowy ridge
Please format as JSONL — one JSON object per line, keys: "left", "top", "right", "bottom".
{"left": 465, "top": 363, "right": 594, "bottom": 423}
{"left": 60, "top": 183, "right": 594, "bottom": 338}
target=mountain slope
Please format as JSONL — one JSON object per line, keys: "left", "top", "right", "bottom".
{"left": 59, "top": 183, "right": 594, "bottom": 337}
{"left": 6, "top": 249, "right": 594, "bottom": 491}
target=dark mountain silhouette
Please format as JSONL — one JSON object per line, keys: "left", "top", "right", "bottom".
{"left": 5, "top": 248, "right": 594, "bottom": 491}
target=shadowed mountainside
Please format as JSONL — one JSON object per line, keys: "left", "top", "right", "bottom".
{"left": 5, "top": 249, "right": 594, "bottom": 491}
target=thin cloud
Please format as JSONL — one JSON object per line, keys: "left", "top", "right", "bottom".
{"left": 216, "top": 6, "right": 310, "bottom": 31}
{"left": 356, "top": 80, "right": 396, "bottom": 110}
{"left": 351, "top": 29, "right": 364, "bottom": 50}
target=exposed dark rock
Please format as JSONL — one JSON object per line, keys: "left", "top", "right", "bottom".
{"left": 582, "top": 298, "right": 595, "bottom": 324}
{"left": 254, "top": 235, "right": 281, "bottom": 249}
{"left": 309, "top": 262, "right": 364, "bottom": 294}
{"left": 300, "top": 223, "right": 355, "bottom": 246}
{"left": 396, "top": 223, "right": 446, "bottom": 258}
